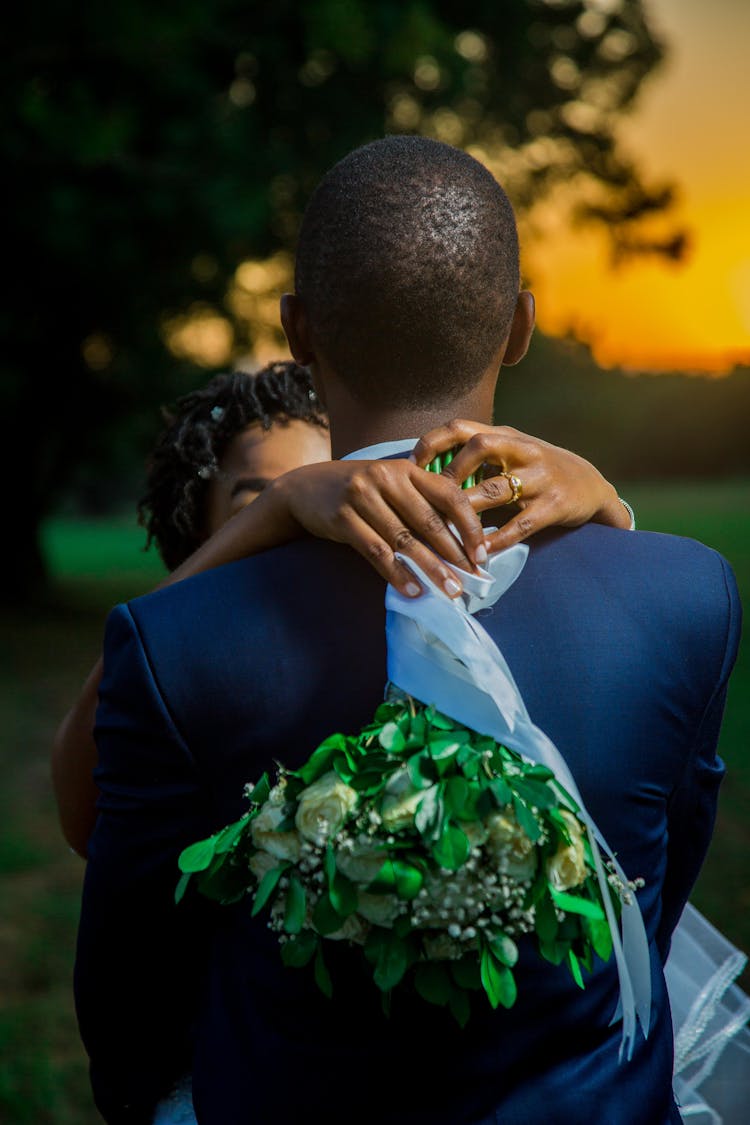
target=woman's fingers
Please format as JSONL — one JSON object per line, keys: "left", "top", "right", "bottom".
{"left": 337, "top": 508, "right": 464, "bottom": 598}
{"left": 410, "top": 419, "right": 493, "bottom": 468}
{"left": 345, "top": 467, "right": 476, "bottom": 577}
{"left": 405, "top": 471, "right": 489, "bottom": 566}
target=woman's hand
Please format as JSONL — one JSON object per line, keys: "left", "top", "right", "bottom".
{"left": 410, "top": 420, "right": 631, "bottom": 553}
{"left": 272, "top": 459, "right": 489, "bottom": 598}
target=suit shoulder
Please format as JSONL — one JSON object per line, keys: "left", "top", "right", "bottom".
{"left": 532, "top": 524, "right": 739, "bottom": 640}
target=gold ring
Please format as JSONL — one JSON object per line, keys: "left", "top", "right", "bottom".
{"left": 499, "top": 470, "right": 523, "bottom": 505}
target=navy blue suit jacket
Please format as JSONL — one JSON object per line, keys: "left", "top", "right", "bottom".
{"left": 76, "top": 523, "right": 741, "bottom": 1124}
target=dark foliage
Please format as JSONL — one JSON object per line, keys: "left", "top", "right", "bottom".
{"left": 4, "top": 1, "right": 678, "bottom": 595}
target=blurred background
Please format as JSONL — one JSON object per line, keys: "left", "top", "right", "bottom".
{"left": 2, "top": 1, "right": 748, "bottom": 1119}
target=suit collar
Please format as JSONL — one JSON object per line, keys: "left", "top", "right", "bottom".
{"left": 340, "top": 438, "right": 418, "bottom": 461}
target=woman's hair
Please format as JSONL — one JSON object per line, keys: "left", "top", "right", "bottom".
{"left": 138, "top": 362, "right": 328, "bottom": 570}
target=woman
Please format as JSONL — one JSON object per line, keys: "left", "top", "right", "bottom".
{"left": 52, "top": 362, "right": 633, "bottom": 857}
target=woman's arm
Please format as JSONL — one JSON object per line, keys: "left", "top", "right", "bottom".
{"left": 52, "top": 425, "right": 633, "bottom": 856}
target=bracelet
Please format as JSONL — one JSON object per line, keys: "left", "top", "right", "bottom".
{"left": 618, "top": 497, "right": 636, "bottom": 531}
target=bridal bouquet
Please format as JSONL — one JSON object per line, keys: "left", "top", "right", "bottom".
{"left": 177, "top": 693, "right": 639, "bottom": 1024}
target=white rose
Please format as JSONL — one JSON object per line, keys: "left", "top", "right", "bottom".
{"left": 486, "top": 811, "right": 537, "bottom": 882}
{"left": 248, "top": 849, "right": 279, "bottom": 881}
{"left": 251, "top": 802, "right": 301, "bottom": 861}
{"left": 326, "top": 913, "right": 369, "bottom": 944}
{"left": 295, "top": 771, "right": 358, "bottom": 846}
{"left": 381, "top": 768, "right": 424, "bottom": 831}
{"left": 336, "top": 847, "right": 386, "bottom": 886}
{"left": 547, "top": 811, "right": 587, "bottom": 891}
{"left": 422, "top": 933, "right": 462, "bottom": 960}
{"left": 460, "top": 820, "right": 489, "bottom": 847}
{"left": 357, "top": 892, "right": 401, "bottom": 927}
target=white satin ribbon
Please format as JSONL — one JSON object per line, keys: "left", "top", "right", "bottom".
{"left": 385, "top": 545, "right": 652, "bottom": 1060}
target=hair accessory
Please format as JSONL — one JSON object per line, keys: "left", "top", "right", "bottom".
{"left": 210, "top": 406, "right": 225, "bottom": 422}
{"left": 197, "top": 466, "right": 213, "bottom": 480}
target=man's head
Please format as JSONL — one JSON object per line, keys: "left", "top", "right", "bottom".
{"left": 138, "top": 363, "right": 329, "bottom": 570}
{"left": 283, "top": 136, "right": 532, "bottom": 412}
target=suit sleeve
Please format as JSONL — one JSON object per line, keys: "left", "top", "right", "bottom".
{"left": 657, "top": 553, "right": 743, "bottom": 959}
{"left": 75, "top": 602, "right": 215, "bottom": 1125}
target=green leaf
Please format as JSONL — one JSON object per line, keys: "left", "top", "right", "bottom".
{"left": 314, "top": 944, "right": 333, "bottom": 998}
{"left": 480, "top": 946, "right": 517, "bottom": 1009}
{"left": 414, "top": 962, "right": 451, "bottom": 1006}
{"left": 488, "top": 776, "right": 512, "bottom": 807}
{"left": 512, "top": 795, "right": 541, "bottom": 842}
{"left": 174, "top": 871, "right": 191, "bottom": 904}
{"left": 196, "top": 859, "right": 247, "bottom": 904}
{"left": 526, "top": 764, "right": 555, "bottom": 781}
{"left": 432, "top": 823, "right": 470, "bottom": 870}
{"left": 393, "top": 914, "right": 413, "bottom": 939}
{"left": 429, "top": 734, "right": 462, "bottom": 759}
{"left": 488, "top": 932, "right": 519, "bottom": 968}
{"left": 373, "top": 701, "right": 401, "bottom": 724}
{"left": 585, "top": 914, "right": 614, "bottom": 963}
{"left": 378, "top": 722, "right": 407, "bottom": 753}
{"left": 448, "top": 986, "right": 471, "bottom": 1027}
{"left": 539, "top": 937, "right": 569, "bottom": 966}
{"left": 373, "top": 938, "right": 409, "bottom": 991}
{"left": 579, "top": 942, "right": 594, "bottom": 975}
{"left": 368, "top": 858, "right": 423, "bottom": 899}
{"left": 568, "top": 949, "right": 585, "bottom": 988}
{"left": 178, "top": 836, "right": 218, "bottom": 874}
{"left": 364, "top": 925, "right": 391, "bottom": 964}
{"left": 214, "top": 815, "right": 251, "bottom": 855}
{"left": 297, "top": 735, "right": 347, "bottom": 784}
{"left": 394, "top": 860, "right": 424, "bottom": 899}
{"left": 513, "top": 778, "right": 557, "bottom": 810}
{"left": 312, "top": 894, "right": 346, "bottom": 935}
{"left": 407, "top": 751, "right": 438, "bottom": 789}
{"left": 284, "top": 875, "right": 306, "bottom": 934}
{"left": 450, "top": 957, "right": 482, "bottom": 991}
{"left": 333, "top": 759, "right": 356, "bottom": 784}
{"left": 428, "top": 710, "right": 456, "bottom": 731}
{"left": 549, "top": 889, "right": 605, "bottom": 921}
{"left": 415, "top": 784, "right": 442, "bottom": 839}
{"left": 251, "top": 862, "right": 289, "bottom": 917}
{"left": 247, "top": 773, "right": 271, "bottom": 806}
{"left": 444, "top": 776, "right": 469, "bottom": 817}
{"left": 281, "top": 931, "right": 318, "bottom": 968}
{"left": 329, "top": 870, "right": 358, "bottom": 917}
{"left": 535, "top": 892, "right": 559, "bottom": 942}
{"left": 405, "top": 712, "right": 426, "bottom": 748}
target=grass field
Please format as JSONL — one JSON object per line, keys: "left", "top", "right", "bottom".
{"left": 1, "top": 482, "right": 748, "bottom": 1123}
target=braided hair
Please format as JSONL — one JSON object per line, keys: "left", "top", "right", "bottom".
{"left": 138, "top": 363, "right": 328, "bottom": 570}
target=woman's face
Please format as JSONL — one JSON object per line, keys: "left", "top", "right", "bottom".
{"left": 204, "top": 419, "right": 331, "bottom": 537}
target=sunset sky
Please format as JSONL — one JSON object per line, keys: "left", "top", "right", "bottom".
{"left": 527, "top": 0, "right": 750, "bottom": 373}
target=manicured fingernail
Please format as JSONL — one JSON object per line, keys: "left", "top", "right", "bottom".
{"left": 405, "top": 582, "right": 421, "bottom": 597}
{"left": 444, "top": 577, "right": 462, "bottom": 597}
{"left": 475, "top": 544, "right": 488, "bottom": 565}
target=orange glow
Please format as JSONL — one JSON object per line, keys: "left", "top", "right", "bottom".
{"left": 524, "top": 0, "right": 750, "bottom": 373}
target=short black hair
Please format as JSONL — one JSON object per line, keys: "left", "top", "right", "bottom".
{"left": 138, "top": 363, "right": 328, "bottom": 570}
{"left": 295, "top": 136, "right": 520, "bottom": 409}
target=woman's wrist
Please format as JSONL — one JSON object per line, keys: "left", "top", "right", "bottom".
{"left": 594, "top": 485, "right": 636, "bottom": 530}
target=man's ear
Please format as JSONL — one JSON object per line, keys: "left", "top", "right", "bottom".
{"left": 501, "top": 290, "right": 535, "bottom": 367}
{"left": 280, "top": 294, "right": 315, "bottom": 365}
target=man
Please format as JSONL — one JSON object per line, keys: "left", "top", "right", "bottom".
{"left": 76, "top": 137, "right": 741, "bottom": 1124}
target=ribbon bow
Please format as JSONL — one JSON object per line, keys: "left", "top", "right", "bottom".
{"left": 385, "top": 544, "right": 652, "bottom": 1060}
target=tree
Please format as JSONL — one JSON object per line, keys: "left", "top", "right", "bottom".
{"left": 4, "top": 0, "right": 674, "bottom": 597}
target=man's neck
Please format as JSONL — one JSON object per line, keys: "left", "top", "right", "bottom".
{"left": 325, "top": 382, "right": 497, "bottom": 460}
